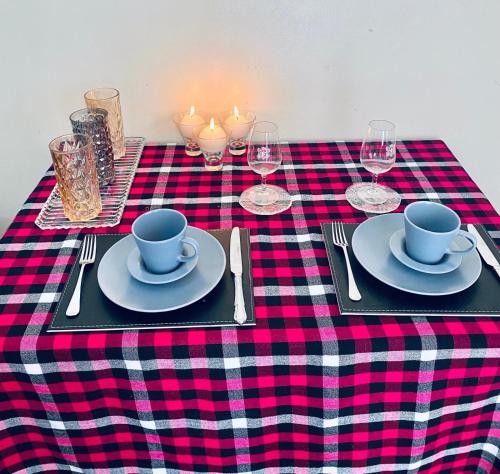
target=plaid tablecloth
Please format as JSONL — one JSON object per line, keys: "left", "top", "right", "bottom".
{"left": 0, "top": 140, "right": 499, "bottom": 474}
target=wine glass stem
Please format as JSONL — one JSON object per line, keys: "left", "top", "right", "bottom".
{"left": 261, "top": 174, "right": 267, "bottom": 189}
{"left": 371, "top": 173, "right": 378, "bottom": 192}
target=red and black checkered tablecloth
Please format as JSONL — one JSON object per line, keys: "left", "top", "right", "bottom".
{"left": 0, "top": 140, "right": 499, "bottom": 473}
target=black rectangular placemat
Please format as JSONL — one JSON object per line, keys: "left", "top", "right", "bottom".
{"left": 321, "top": 222, "right": 500, "bottom": 317}
{"left": 48, "top": 229, "right": 255, "bottom": 332}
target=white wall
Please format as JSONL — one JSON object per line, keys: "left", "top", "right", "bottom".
{"left": 1, "top": 0, "right": 499, "bottom": 233}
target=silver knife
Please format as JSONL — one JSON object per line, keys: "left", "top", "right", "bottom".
{"left": 230, "top": 227, "right": 247, "bottom": 325}
{"left": 467, "top": 224, "right": 500, "bottom": 278}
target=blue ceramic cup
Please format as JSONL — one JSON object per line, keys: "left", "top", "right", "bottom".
{"left": 403, "top": 201, "right": 476, "bottom": 264}
{"left": 131, "top": 209, "right": 199, "bottom": 274}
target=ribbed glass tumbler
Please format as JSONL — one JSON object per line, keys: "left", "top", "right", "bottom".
{"left": 84, "top": 88, "right": 125, "bottom": 159}
{"left": 48, "top": 133, "right": 102, "bottom": 222}
{"left": 70, "top": 108, "right": 115, "bottom": 186}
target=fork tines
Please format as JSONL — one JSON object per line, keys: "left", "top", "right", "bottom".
{"left": 333, "top": 221, "right": 348, "bottom": 246}
{"left": 81, "top": 235, "right": 96, "bottom": 262}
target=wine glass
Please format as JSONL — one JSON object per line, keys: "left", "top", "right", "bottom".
{"left": 346, "top": 120, "right": 401, "bottom": 213}
{"left": 239, "top": 121, "right": 292, "bottom": 215}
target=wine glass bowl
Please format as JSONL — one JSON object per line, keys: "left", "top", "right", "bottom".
{"left": 346, "top": 120, "right": 401, "bottom": 214}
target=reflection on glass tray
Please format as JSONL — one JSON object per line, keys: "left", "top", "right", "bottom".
{"left": 35, "top": 137, "right": 144, "bottom": 229}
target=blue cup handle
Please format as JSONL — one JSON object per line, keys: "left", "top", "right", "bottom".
{"left": 446, "top": 230, "right": 476, "bottom": 256}
{"left": 177, "top": 237, "right": 199, "bottom": 263}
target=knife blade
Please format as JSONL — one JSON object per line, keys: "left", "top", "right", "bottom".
{"left": 467, "top": 224, "right": 500, "bottom": 278}
{"left": 230, "top": 227, "right": 247, "bottom": 325}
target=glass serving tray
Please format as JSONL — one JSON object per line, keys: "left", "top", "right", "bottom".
{"left": 35, "top": 137, "right": 145, "bottom": 229}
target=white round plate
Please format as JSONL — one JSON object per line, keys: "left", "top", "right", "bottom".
{"left": 351, "top": 214, "right": 482, "bottom": 296}
{"left": 98, "top": 227, "right": 226, "bottom": 312}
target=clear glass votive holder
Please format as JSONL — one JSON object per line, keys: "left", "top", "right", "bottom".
{"left": 173, "top": 110, "right": 208, "bottom": 157}
{"left": 194, "top": 127, "right": 229, "bottom": 171}
{"left": 48, "top": 133, "right": 102, "bottom": 221}
{"left": 70, "top": 107, "right": 115, "bottom": 186}
{"left": 221, "top": 109, "right": 256, "bottom": 156}
{"left": 84, "top": 88, "right": 125, "bottom": 159}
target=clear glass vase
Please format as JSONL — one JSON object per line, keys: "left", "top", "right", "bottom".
{"left": 70, "top": 107, "right": 115, "bottom": 186}
{"left": 84, "top": 88, "right": 125, "bottom": 159}
{"left": 48, "top": 133, "right": 102, "bottom": 221}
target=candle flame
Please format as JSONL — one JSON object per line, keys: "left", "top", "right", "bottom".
{"left": 233, "top": 105, "right": 240, "bottom": 119}
{"left": 189, "top": 105, "right": 195, "bottom": 117}
{"left": 209, "top": 117, "right": 215, "bottom": 130}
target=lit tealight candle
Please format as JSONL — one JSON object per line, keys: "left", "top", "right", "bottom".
{"left": 178, "top": 105, "right": 205, "bottom": 138}
{"left": 197, "top": 117, "right": 228, "bottom": 154}
{"left": 223, "top": 105, "right": 254, "bottom": 138}
{"left": 222, "top": 106, "right": 255, "bottom": 156}
{"left": 224, "top": 105, "right": 244, "bottom": 125}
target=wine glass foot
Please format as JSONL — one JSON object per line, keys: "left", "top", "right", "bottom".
{"left": 346, "top": 182, "right": 401, "bottom": 214}
{"left": 250, "top": 184, "right": 279, "bottom": 206}
{"left": 239, "top": 185, "right": 292, "bottom": 215}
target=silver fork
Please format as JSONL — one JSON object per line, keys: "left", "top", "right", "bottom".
{"left": 332, "top": 222, "right": 362, "bottom": 301}
{"left": 66, "top": 235, "right": 97, "bottom": 317}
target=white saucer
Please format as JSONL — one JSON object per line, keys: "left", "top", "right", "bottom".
{"left": 127, "top": 244, "right": 198, "bottom": 285}
{"left": 97, "top": 227, "right": 226, "bottom": 313}
{"left": 389, "top": 229, "right": 461, "bottom": 274}
{"left": 351, "top": 214, "right": 481, "bottom": 296}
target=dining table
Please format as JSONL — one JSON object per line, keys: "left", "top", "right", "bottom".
{"left": 0, "top": 139, "right": 499, "bottom": 474}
